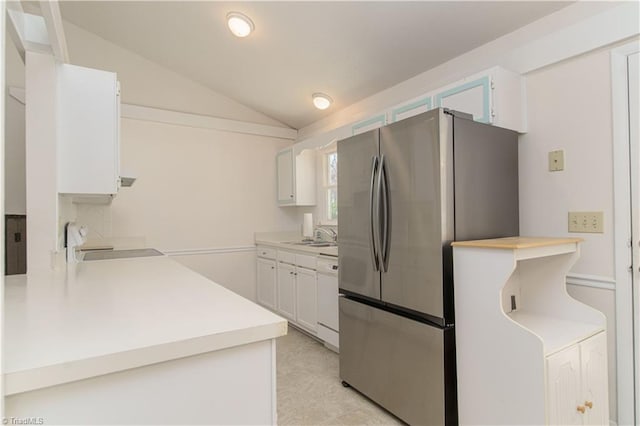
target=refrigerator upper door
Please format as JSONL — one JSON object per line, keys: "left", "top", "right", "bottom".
{"left": 338, "top": 129, "right": 381, "bottom": 300}
{"left": 453, "top": 117, "right": 519, "bottom": 240}
{"left": 379, "top": 110, "right": 452, "bottom": 320}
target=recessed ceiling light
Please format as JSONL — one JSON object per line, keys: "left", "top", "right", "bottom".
{"left": 226, "top": 12, "right": 254, "bottom": 38}
{"left": 312, "top": 93, "right": 333, "bottom": 110}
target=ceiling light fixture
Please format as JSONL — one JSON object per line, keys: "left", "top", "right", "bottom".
{"left": 226, "top": 12, "right": 254, "bottom": 38}
{"left": 312, "top": 93, "right": 333, "bottom": 110}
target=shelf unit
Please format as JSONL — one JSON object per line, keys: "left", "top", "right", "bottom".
{"left": 452, "top": 237, "right": 609, "bottom": 425}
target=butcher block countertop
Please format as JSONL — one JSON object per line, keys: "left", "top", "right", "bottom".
{"left": 4, "top": 255, "right": 287, "bottom": 396}
{"left": 451, "top": 236, "right": 583, "bottom": 249}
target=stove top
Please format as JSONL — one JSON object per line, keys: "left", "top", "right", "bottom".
{"left": 82, "top": 248, "right": 164, "bottom": 261}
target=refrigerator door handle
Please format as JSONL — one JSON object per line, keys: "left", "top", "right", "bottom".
{"left": 369, "top": 156, "right": 380, "bottom": 272}
{"left": 378, "top": 155, "right": 390, "bottom": 272}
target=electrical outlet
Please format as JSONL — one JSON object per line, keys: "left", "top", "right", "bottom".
{"left": 549, "top": 150, "right": 565, "bottom": 171}
{"left": 568, "top": 211, "right": 604, "bottom": 233}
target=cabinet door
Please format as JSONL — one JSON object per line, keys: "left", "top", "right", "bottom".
{"left": 276, "top": 149, "right": 294, "bottom": 204}
{"left": 277, "top": 262, "right": 296, "bottom": 321}
{"left": 256, "top": 258, "right": 277, "bottom": 310}
{"left": 580, "top": 333, "right": 609, "bottom": 425}
{"left": 296, "top": 267, "right": 317, "bottom": 333}
{"left": 546, "top": 345, "right": 583, "bottom": 425}
{"left": 58, "top": 64, "right": 120, "bottom": 195}
{"left": 434, "top": 76, "right": 492, "bottom": 124}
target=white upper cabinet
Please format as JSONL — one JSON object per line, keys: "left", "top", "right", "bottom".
{"left": 434, "top": 66, "right": 525, "bottom": 132}
{"left": 351, "top": 114, "right": 387, "bottom": 136}
{"left": 387, "top": 66, "right": 526, "bottom": 133}
{"left": 58, "top": 64, "right": 120, "bottom": 196}
{"left": 390, "top": 96, "right": 432, "bottom": 123}
{"left": 276, "top": 147, "right": 316, "bottom": 206}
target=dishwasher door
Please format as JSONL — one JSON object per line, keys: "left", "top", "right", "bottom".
{"left": 317, "top": 256, "right": 339, "bottom": 350}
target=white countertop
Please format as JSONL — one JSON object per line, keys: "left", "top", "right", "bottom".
{"left": 255, "top": 231, "right": 338, "bottom": 257}
{"left": 4, "top": 256, "right": 287, "bottom": 396}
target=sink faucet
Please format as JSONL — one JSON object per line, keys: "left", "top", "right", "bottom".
{"left": 315, "top": 227, "right": 337, "bottom": 242}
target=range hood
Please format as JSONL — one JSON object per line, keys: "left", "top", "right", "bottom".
{"left": 120, "top": 176, "right": 136, "bottom": 187}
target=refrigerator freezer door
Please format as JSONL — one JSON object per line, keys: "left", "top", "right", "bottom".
{"left": 338, "top": 130, "right": 381, "bottom": 300}
{"left": 379, "top": 110, "right": 452, "bottom": 319}
{"left": 339, "top": 297, "right": 454, "bottom": 425}
{"left": 452, "top": 117, "right": 519, "bottom": 240}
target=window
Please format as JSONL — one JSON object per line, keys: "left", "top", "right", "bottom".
{"left": 324, "top": 150, "right": 338, "bottom": 223}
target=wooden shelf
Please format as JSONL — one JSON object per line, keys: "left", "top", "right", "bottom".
{"left": 452, "top": 236, "right": 583, "bottom": 249}
{"left": 508, "top": 311, "right": 603, "bottom": 356}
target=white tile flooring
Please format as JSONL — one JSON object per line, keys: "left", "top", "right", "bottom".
{"left": 276, "top": 326, "right": 404, "bottom": 425}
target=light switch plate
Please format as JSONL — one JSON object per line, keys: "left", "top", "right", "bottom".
{"left": 568, "top": 211, "right": 604, "bottom": 233}
{"left": 549, "top": 150, "right": 564, "bottom": 171}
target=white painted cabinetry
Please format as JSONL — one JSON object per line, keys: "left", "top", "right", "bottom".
{"left": 276, "top": 147, "right": 316, "bottom": 206}
{"left": 256, "top": 246, "right": 277, "bottom": 310}
{"left": 276, "top": 262, "right": 297, "bottom": 321}
{"left": 58, "top": 63, "right": 120, "bottom": 197}
{"left": 276, "top": 250, "right": 318, "bottom": 334}
{"left": 386, "top": 66, "right": 526, "bottom": 132}
{"left": 295, "top": 267, "right": 318, "bottom": 333}
{"left": 433, "top": 67, "right": 525, "bottom": 132}
{"left": 256, "top": 245, "right": 324, "bottom": 337}
{"left": 452, "top": 237, "right": 609, "bottom": 426}
{"left": 546, "top": 332, "right": 608, "bottom": 425}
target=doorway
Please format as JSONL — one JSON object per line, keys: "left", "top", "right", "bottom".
{"left": 613, "top": 41, "right": 640, "bottom": 426}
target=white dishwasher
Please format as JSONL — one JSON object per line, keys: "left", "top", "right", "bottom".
{"left": 317, "top": 255, "right": 339, "bottom": 352}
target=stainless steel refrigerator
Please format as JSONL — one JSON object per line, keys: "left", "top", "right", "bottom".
{"left": 337, "top": 108, "right": 519, "bottom": 425}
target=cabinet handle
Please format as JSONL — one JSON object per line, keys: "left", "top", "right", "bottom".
{"left": 290, "top": 194, "right": 294, "bottom": 198}
{"left": 576, "top": 406, "right": 586, "bottom": 414}
{"left": 271, "top": 266, "right": 274, "bottom": 270}
{"left": 585, "top": 401, "right": 593, "bottom": 409}
{"left": 294, "top": 272, "right": 297, "bottom": 276}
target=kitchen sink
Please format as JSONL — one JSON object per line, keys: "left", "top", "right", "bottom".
{"left": 285, "top": 241, "right": 337, "bottom": 248}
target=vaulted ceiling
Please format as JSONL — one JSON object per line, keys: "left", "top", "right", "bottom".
{"left": 59, "top": 1, "right": 572, "bottom": 129}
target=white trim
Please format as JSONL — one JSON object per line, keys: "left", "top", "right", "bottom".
{"left": 162, "top": 246, "right": 256, "bottom": 257}
{"left": 1, "top": 0, "right": 6, "bottom": 416}
{"left": 39, "top": 0, "right": 69, "bottom": 63}
{"left": 270, "top": 339, "right": 277, "bottom": 426}
{"left": 566, "top": 273, "right": 616, "bottom": 291}
{"left": 8, "top": 86, "right": 296, "bottom": 140}
{"left": 612, "top": 40, "right": 640, "bottom": 426}
{"left": 121, "top": 104, "right": 297, "bottom": 140}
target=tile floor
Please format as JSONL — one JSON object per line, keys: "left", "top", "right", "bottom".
{"left": 276, "top": 326, "right": 404, "bottom": 425}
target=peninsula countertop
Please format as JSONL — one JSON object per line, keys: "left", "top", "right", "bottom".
{"left": 4, "top": 255, "right": 287, "bottom": 396}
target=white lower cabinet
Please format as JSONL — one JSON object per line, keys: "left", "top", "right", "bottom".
{"left": 256, "top": 245, "right": 329, "bottom": 339}
{"left": 546, "top": 332, "right": 608, "bottom": 425}
{"left": 256, "top": 258, "right": 277, "bottom": 310}
{"left": 295, "top": 267, "right": 317, "bottom": 333}
{"left": 276, "top": 262, "right": 297, "bottom": 321}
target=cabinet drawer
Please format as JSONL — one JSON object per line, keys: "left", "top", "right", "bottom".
{"left": 296, "top": 253, "right": 317, "bottom": 270}
{"left": 256, "top": 246, "right": 276, "bottom": 260}
{"left": 278, "top": 250, "right": 296, "bottom": 265}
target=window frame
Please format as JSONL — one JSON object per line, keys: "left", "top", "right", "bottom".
{"left": 321, "top": 148, "right": 338, "bottom": 225}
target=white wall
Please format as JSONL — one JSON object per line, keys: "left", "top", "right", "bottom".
{"left": 111, "top": 118, "right": 299, "bottom": 248}
{"left": 81, "top": 118, "right": 298, "bottom": 300}
{"left": 520, "top": 47, "right": 615, "bottom": 277}
{"left": 63, "top": 21, "right": 287, "bottom": 128}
